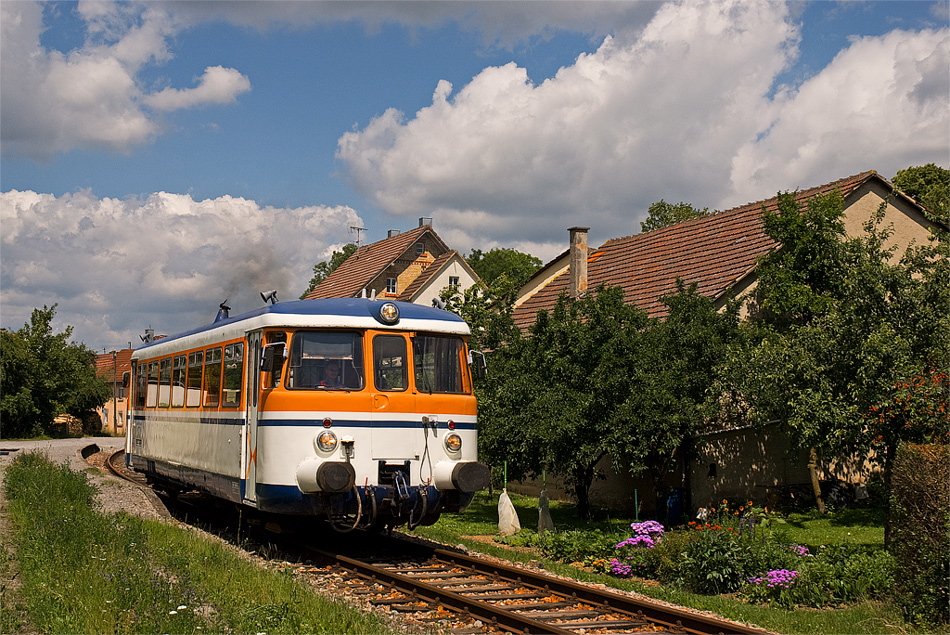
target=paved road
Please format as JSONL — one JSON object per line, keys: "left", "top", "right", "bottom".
{"left": 0, "top": 436, "right": 165, "bottom": 519}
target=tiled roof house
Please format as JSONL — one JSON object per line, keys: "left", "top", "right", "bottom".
{"left": 94, "top": 348, "right": 133, "bottom": 435}
{"left": 304, "top": 219, "right": 480, "bottom": 306}
{"left": 506, "top": 170, "right": 941, "bottom": 515}
{"left": 512, "top": 170, "right": 939, "bottom": 329}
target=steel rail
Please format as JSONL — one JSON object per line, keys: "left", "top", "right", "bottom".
{"left": 305, "top": 539, "right": 771, "bottom": 635}
{"left": 429, "top": 546, "right": 769, "bottom": 635}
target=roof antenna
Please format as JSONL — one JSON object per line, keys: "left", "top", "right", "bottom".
{"left": 350, "top": 225, "right": 365, "bottom": 258}
{"left": 140, "top": 327, "right": 154, "bottom": 343}
{"left": 260, "top": 290, "right": 278, "bottom": 305}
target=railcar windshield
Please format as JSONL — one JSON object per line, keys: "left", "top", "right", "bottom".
{"left": 287, "top": 331, "right": 365, "bottom": 390}
{"left": 412, "top": 335, "right": 470, "bottom": 394}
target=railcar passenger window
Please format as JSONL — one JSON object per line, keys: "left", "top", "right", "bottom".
{"left": 204, "top": 347, "right": 222, "bottom": 408}
{"left": 146, "top": 361, "right": 159, "bottom": 407}
{"left": 186, "top": 351, "right": 203, "bottom": 407}
{"left": 222, "top": 343, "right": 244, "bottom": 407}
{"left": 374, "top": 335, "right": 407, "bottom": 392}
{"left": 159, "top": 358, "right": 172, "bottom": 407}
{"left": 286, "top": 332, "right": 364, "bottom": 390}
{"left": 412, "top": 335, "right": 468, "bottom": 394}
{"left": 171, "top": 355, "right": 186, "bottom": 407}
{"left": 133, "top": 362, "right": 146, "bottom": 409}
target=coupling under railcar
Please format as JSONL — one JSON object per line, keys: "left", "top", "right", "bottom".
{"left": 126, "top": 297, "right": 490, "bottom": 531}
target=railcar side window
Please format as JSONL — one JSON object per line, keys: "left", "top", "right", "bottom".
{"left": 222, "top": 343, "right": 244, "bottom": 407}
{"left": 171, "top": 355, "right": 186, "bottom": 407}
{"left": 374, "top": 335, "right": 407, "bottom": 392}
{"left": 158, "top": 358, "right": 172, "bottom": 407}
{"left": 264, "top": 332, "right": 287, "bottom": 389}
{"left": 134, "top": 362, "right": 146, "bottom": 409}
{"left": 146, "top": 360, "right": 159, "bottom": 407}
{"left": 412, "top": 335, "right": 469, "bottom": 394}
{"left": 186, "top": 351, "right": 203, "bottom": 407}
{"left": 204, "top": 347, "right": 222, "bottom": 408}
{"left": 287, "top": 331, "right": 364, "bottom": 390}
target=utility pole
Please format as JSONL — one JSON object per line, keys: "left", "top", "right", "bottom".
{"left": 112, "top": 350, "right": 117, "bottom": 434}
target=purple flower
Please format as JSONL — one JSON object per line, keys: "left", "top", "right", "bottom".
{"left": 789, "top": 544, "right": 810, "bottom": 557}
{"left": 750, "top": 569, "right": 799, "bottom": 589}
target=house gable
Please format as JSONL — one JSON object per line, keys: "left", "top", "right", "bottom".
{"left": 304, "top": 224, "right": 452, "bottom": 300}
{"left": 397, "top": 250, "right": 480, "bottom": 305}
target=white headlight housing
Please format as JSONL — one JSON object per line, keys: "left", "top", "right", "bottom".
{"left": 444, "top": 433, "right": 462, "bottom": 454}
{"left": 316, "top": 430, "right": 338, "bottom": 453}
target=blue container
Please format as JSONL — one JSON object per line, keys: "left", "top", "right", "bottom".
{"left": 667, "top": 488, "right": 685, "bottom": 526}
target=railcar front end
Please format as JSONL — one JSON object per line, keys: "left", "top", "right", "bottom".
{"left": 127, "top": 298, "right": 489, "bottom": 531}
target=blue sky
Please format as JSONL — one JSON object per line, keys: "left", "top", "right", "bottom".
{"left": 1, "top": 1, "right": 948, "bottom": 351}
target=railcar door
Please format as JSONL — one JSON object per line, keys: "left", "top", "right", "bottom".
{"left": 243, "top": 331, "right": 262, "bottom": 505}
{"left": 370, "top": 332, "right": 418, "bottom": 461}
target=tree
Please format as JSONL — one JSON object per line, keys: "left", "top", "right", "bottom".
{"left": 466, "top": 248, "right": 542, "bottom": 289}
{"left": 614, "top": 280, "right": 741, "bottom": 516}
{"left": 476, "top": 286, "right": 650, "bottom": 518}
{"left": 300, "top": 244, "right": 358, "bottom": 298}
{"left": 0, "top": 305, "right": 111, "bottom": 438}
{"left": 439, "top": 277, "right": 518, "bottom": 353}
{"left": 892, "top": 163, "right": 949, "bottom": 224}
{"left": 728, "top": 190, "right": 949, "bottom": 535}
{"left": 640, "top": 200, "right": 710, "bottom": 233}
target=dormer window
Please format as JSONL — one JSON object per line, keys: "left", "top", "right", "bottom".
{"left": 415, "top": 242, "right": 424, "bottom": 256}
{"left": 386, "top": 278, "right": 397, "bottom": 294}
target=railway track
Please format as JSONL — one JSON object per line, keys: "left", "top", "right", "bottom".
{"left": 297, "top": 538, "right": 769, "bottom": 635}
{"left": 106, "top": 449, "right": 148, "bottom": 486}
{"left": 101, "top": 450, "right": 768, "bottom": 635}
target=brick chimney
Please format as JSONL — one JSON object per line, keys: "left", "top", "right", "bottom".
{"left": 569, "top": 226, "right": 589, "bottom": 298}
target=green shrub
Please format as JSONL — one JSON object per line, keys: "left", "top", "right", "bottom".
{"left": 677, "top": 527, "right": 756, "bottom": 594}
{"left": 890, "top": 443, "right": 950, "bottom": 628}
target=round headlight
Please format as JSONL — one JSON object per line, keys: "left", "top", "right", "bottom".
{"left": 378, "top": 302, "right": 399, "bottom": 324}
{"left": 316, "top": 430, "right": 338, "bottom": 453}
{"left": 444, "top": 433, "right": 462, "bottom": 454}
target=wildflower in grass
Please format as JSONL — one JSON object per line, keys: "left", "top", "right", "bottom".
{"left": 789, "top": 544, "right": 810, "bottom": 557}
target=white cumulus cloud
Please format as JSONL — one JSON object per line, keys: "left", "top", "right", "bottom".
{"left": 0, "top": 189, "right": 362, "bottom": 351}
{"left": 731, "top": 28, "right": 950, "bottom": 199}
{"left": 0, "top": 1, "right": 251, "bottom": 159}
{"left": 146, "top": 66, "right": 253, "bottom": 111}
{"left": 335, "top": 0, "right": 949, "bottom": 258}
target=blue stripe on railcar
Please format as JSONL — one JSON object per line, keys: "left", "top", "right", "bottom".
{"left": 257, "top": 418, "right": 476, "bottom": 429}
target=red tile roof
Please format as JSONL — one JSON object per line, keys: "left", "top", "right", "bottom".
{"left": 512, "top": 170, "right": 881, "bottom": 329}
{"left": 95, "top": 348, "right": 133, "bottom": 381}
{"left": 304, "top": 225, "right": 448, "bottom": 299}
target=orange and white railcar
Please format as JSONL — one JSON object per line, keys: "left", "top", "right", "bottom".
{"left": 127, "top": 298, "right": 489, "bottom": 530}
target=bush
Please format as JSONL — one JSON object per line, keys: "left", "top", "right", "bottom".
{"left": 890, "top": 443, "right": 949, "bottom": 628}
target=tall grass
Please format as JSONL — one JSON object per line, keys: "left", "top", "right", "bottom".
{"left": 2, "top": 452, "right": 388, "bottom": 634}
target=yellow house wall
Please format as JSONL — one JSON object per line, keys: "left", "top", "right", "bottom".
{"left": 689, "top": 424, "right": 880, "bottom": 511}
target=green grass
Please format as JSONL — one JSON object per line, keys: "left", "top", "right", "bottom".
{"left": 413, "top": 491, "right": 923, "bottom": 635}
{"left": 776, "top": 508, "right": 884, "bottom": 548}
{"left": 1, "top": 452, "right": 389, "bottom": 635}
